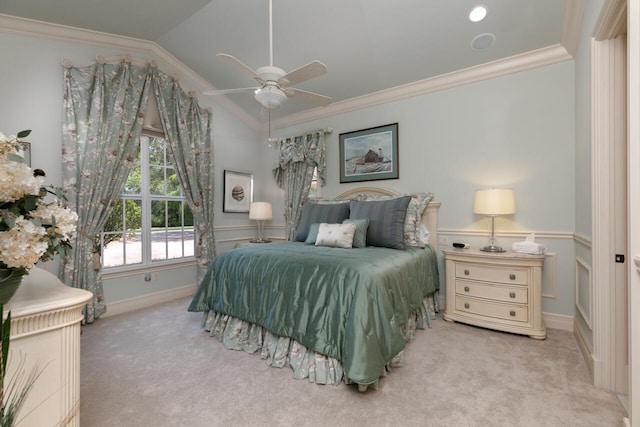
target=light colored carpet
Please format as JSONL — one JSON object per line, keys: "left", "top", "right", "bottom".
{"left": 80, "top": 297, "right": 627, "bottom": 426}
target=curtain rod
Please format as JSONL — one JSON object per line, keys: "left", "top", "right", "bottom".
{"left": 61, "top": 55, "right": 181, "bottom": 80}
{"left": 273, "top": 127, "right": 333, "bottom": 144}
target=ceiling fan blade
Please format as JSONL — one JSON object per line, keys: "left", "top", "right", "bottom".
{"left": 203, "top": 87, "right": 259, "bottom": 96}
{"left": 217, "top": 53, "right": 266, "bottom": 85}
{"left": 287, "top": 88, "right": 332, "bottom": 107}
{"left": 278, "top": 61, "right": 328, "bottom": 87}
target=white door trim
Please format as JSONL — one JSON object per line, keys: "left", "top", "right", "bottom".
{"left": 627, "top": 0, "right": 640, "bottom": 423}
{"left": 591, "top": 0, "right": 628, "bottom": 393}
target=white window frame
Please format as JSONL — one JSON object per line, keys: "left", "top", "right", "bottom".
{"left": 101, "top": 132, "right": 196, "bottom": 273}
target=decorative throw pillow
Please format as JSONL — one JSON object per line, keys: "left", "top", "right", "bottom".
{"left": 342, "top": 218, "right": 369, "bottom": 248}
{"left": 294, "top": 202, "right": 350, "bottom": 242}
{"left": 349, "top": 196, "right": 411, "bottom": 249}
{"left": 359, "top": 192, "right": 434, "bottom": 247}
{"left": 417, "top": 223, "right": 431, "bottom": 246}
{"left": 304, "top": 223, "right": 321, "bottom": 244}
{"left": 315, "top": 223, "right": 356, "bottom": 249}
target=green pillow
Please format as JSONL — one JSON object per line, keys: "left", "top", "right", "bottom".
{"left": 342, "top": 218, "right": 369, "bottom": 248}
{"left": 349, "top": 196, "right": 411, "bottom": 249}
{"left": 304, "top": 223, "right": 321, "bottom": 244}
{"left": 294, "top": 202, "right": 350, "bottom": 242}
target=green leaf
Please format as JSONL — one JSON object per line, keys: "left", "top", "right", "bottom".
{"left": 1, "top": 309, "right": 11, "bottom": 375}
{"left": 23, "top": 195, "right": 37, "bottom": 211}
{"left": 16, "top": 130, "right": 31, "bottom": 139}
{"left": 5, "top": 153, "right": 26, "bottom": 164}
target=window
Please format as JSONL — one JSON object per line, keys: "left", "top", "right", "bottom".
{"left": 101, "top": 133, "right": 195, "bottom": 269}
{"left": 308, "top": 167, "right": 322, "bottom": 199}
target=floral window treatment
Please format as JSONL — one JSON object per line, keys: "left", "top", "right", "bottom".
{"left": 272, "top": 131, "right": 327, "bottom": 240}
{"left": 60, "top": 57, "right": 215, "bottom": 323}
{"left": 152, "top": 73, "right": 216, "bottom": 280}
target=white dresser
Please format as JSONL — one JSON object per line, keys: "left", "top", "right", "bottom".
{"left": 4, "top": 268, "right": 92, "bottom": 427}
{"left": 443, "top": 248, "right": 546, "bottom": 339}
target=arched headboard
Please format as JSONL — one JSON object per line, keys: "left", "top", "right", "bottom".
{"left": 335, "top": 186, "right": 441, "bottom": 249}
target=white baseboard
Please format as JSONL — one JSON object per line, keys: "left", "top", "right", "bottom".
{"left": 102, "top": 284, "right": 197, "bottom": 318}
{"left": 543, "top": 312, "right": 574, "bottom": 331}
{"left": 573, "top": 319, "right": 594, "bottom": 376}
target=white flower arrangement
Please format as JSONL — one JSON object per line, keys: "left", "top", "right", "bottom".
{"left": 0, "top": 130, "right": 78, "bottom": 274}
{"left": 0, "top": 130, "right": 79, "bottom": 426}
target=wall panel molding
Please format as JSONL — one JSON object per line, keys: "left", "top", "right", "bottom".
{"left": 575, "top": 256, "right": 593, "bottom": 330}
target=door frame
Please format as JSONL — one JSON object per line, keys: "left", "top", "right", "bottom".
{"left": 592, "top": 0, "right": 628, "bottom": 394}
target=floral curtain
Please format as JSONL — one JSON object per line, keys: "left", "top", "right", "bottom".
{"left": 60, "top": 59, "right": 152, "bottom": 323}
{"left": 152, "top": 70, "right": 216, "bottom": 280}
{"left": 272, "top": 131, "right": 327, "bottom": 240}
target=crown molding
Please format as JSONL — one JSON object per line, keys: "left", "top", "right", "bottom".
{"left": 592, "top": 0, "right": 627, "bottom": 40}
{"left": 0, "top": 13, "right": 261, "bottom": 131}
{"left": 562, "top": 0, "right": 586, "bottom": 57}
{"left": 271, "top": 44, "right": 573, "bottom": 129}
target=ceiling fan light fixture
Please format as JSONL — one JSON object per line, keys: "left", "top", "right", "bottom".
{"left": 255, "top": 86, "right": 287, "bottom": 109}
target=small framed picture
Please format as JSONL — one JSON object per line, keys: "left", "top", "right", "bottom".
{"left": 223, "top": 170, "right": 253, "bottom": 213}
{"left": 339, "top": 123, "right": 399, "bottom": 183}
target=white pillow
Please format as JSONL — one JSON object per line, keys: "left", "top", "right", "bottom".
{"left": 315, "top": 223, "right": 356, "bottom": 249}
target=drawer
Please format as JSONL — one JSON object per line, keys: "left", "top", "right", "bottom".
{"left": 455, "top": 280, "right": 527, "bottom": 304}
{"left": 455, "top": 263, "right": 527, "bottom": 285}
{"left": 455, "top": 296, "right": 528, "bottom": 323}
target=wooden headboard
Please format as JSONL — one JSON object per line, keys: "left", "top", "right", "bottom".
{"left": 335, "top": 186, "right": 441, "bottom": 249}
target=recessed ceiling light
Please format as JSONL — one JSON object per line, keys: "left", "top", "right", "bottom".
{"left": 469, "top": 5, "right": 488, "bottom": 23}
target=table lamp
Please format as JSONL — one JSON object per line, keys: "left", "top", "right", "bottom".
{"left": 473, "top": 188, "right": 515, "bottom": 252}
{"left": 249, "top": 202, "right": 272, "bottom": 243}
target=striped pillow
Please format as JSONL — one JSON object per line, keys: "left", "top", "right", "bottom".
{"left": 294, "top": 202, "right": 350, "bottom": 242}
{"left": 349, "top": 196, "right": 411, "bottom": 249}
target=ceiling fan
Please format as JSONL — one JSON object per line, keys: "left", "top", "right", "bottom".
{"left": 203, "top": 0, "right": 332, "bottom": 110}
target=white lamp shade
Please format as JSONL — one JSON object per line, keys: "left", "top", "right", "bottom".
{"left": 473, "top": 188, "right": 515, "bottom": 216}
{"left": 249, "top": 202, "right": 273, "bottom": 220}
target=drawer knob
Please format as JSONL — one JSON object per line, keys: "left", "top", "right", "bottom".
{"left": 464, "top": 286, "right": 470, "bottom": 292}
{"left": 464, "top": 303, "right": 470, "bottom": 309}
{"left": 510, "top": 310, "right": 516, "bottom": 317}
{"left": 509, "top": 292, "right": 516, "bottom": 298}
{"left": 509, "top": 274, "right": 516, "bottom": 280}
{"left": 464, "top": 269, "right": 470, "bottom": 276}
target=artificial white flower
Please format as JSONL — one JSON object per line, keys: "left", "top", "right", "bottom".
{"left": 0, "top": 217, "right": 48, "bottom": 270}
{"left": 0, "top": 128, "right": 78, "bottom": 273}
{"left": 30, "top": 202, "right": 79, "bottom": 240}
{"left": 0, "top": 159, "right": 43, "bottom": 202}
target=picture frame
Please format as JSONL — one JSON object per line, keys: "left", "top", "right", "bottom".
{"left": 17, "top": 141, "right": 31, "bottom": 167}
{"left": 339, "top": 123, "right": 399, "bottom": 183}
{"left": 223, "top": 170, "right": 253, "bottom": 213}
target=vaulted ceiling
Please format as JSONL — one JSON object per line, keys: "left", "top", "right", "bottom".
{"left": 0, "top": 0, "right": 581, "bottom": 129}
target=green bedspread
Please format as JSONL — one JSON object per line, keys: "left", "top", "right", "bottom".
{"left": 188, "top": 241, "right": 439, "bottom": 385}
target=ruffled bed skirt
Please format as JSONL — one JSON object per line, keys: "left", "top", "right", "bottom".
{"left": 200, "top": 292, "right": 439, "bottom": 390}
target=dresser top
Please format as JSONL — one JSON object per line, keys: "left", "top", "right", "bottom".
{"left": 6, "top": 267, "right": 93, "bottom": 318}
{"left": 442, "top": 247, "right": 545, "bottom": 260}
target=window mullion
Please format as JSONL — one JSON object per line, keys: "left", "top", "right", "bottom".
{"left": 140, "top": 136, "right": 152, "bottom": 265}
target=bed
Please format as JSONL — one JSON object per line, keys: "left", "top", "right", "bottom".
{"left": 188, "top": 187, "right": 441, "bottom": 390}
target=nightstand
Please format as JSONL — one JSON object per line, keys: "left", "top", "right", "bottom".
{"left": 443, "top": 248, "right": 546, "bottom": 339}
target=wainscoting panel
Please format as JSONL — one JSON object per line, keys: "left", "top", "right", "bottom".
{"left": 575, "top": 257, "right": 592, "bottom": 329}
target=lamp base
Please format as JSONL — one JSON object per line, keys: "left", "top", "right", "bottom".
{"left": 249, "top": 238, "right": 272, "bottom": 244}
{"left": 480, "top": 244, "right": 506, "bottom": 253}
